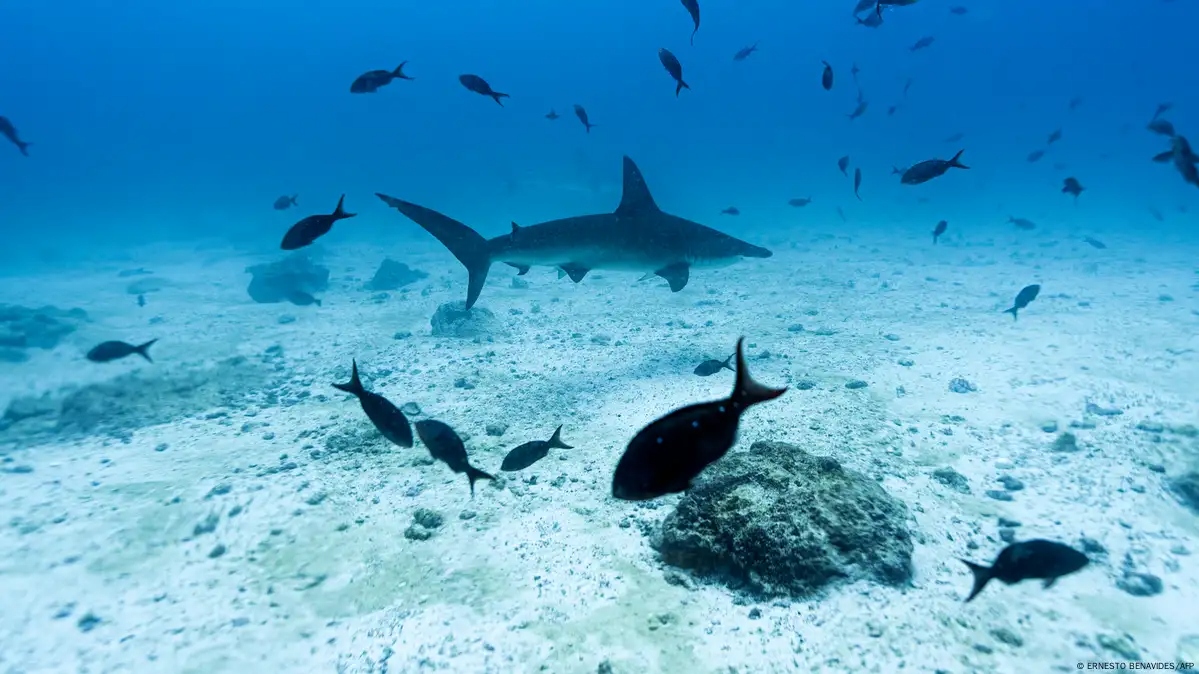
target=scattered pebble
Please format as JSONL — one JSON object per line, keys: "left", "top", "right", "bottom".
{"left": 845, "top": 380, "right": 868, "bottom": 390}
{"left": 985, "top": 490, "right": 1014, "bottom": 502}
{"left": 1117, "top": 571, "right": 1163, "bottom": 597}
{"left": 948, "top": 378, "right": 977, "bottom": 394}
{"left": 931, "top": 468, "right": 971, "bottom": 494}
{"left": 77, "top": 612, "right": 101, "bottom": 633}
{"left": 208, "top": 544, "right": 227, "bottom": 559}
{"left": 486, "top": 423, "right": 508, "bottom": 437}
{"left": 1051, "top": 432, "right": 1079, "bottom": 453}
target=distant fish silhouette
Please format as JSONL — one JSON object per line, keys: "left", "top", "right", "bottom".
{"left": 273, "top": 194, "right": 298, "bottom": 210}
{"left": 733, "top": 43, "right": 759, "bottom": 61}
{"left": 1047, "top": 128, "right": 1062, "bottom": 145}
{"left": 950, "top": 5, "right": 968, "bottom": 14}
{"left": 900, "top": 150, "right": 968, "bottom": 185}
{"left": 847, "top": 99, "right": 869, "bottom": 120}
{"left": 545, "top": 109, "right": 560, "bottom": 120}
{"left": 837, "top": 155, "right": 850, "bottom": 176}
{"left": 1008, "top": 216, "right": 1037, "bottom": 230}
{"left": 1027, "top": 149, "right": 1045, "bottom": 163}
{"left": 788, "top": 197, "right": 812, "bottom": 208}
{"left": 87, "top": 339, "right": 157, "bottom": 364}
{"left": 500, "top": 426, "right": 573, "bottom": 472}
{"left": 933, "top": 220, "right": 947, "bottom": 244}
{"left": 693, "top": 354, "right": 734, "bottom": 377}
{"left": 350, "top": 63, "right": 413, "bottom": 94}
{"left": 1082, "top": 236, "right": 1106, "bottom": 249}
{"left": 1147, "top": 118, "right": 1175, "bottom": 137}
{"left": 0, "top": 116, "right": 30, "bottom": 156}
{"left": 658, "top": 48, "right": 690, "bottom": 96}
{"left": 1152, "top": 102, "right": 1173, "bottom": 120}
{"left": 680, "top": 0, "right": 700, "bottom": 45}
{"left": 1061, "top": 177, "right": 1085, "bottom": 202}
{"left": 909, "top": 36, "right": 935, "bottom": 51}
{"left": 573, "top": 104, "right": 595, "bottom": 133}
{"left": 821, "top": 61, "right": 834, "bottom": 90}
{"left": 415, "top": 419, "right": 495, "bottom": 497}
{"left": 280, "top": 195, "right": 356, "bottom": 250}
{"left": 458, "top": 74, "right": 509, "bottom": 106}
{"left": 721, "top": 206, "right": 740, "bottom": 215}
{"left": 853, "top": 168, "right": 863, "bottom": 201}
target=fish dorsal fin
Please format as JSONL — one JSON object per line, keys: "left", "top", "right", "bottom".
{"left": 511, "top": 221, "right": 521, "bottom": 236}
{"left": 615, "top": 156, "right": 659, "bottom": 218}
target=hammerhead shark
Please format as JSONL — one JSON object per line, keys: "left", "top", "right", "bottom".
{"left": 376, "top": 156, "right": 772, "bottom": 309}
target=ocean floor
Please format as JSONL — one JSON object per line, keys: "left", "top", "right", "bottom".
{"left": 1, "top": 225, "right": 1198, "bottom": 674}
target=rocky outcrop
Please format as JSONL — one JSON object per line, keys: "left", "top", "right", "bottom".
{"left": 430, "top": 302, "right": 504, "bottom": 339}
{"left": 366, "top": 258, "right": 427, "bottom": 291}
{"left": 0, "top": 304, "right": 87, "bottom": 353}
{"left": 245, "top": 253, "right": 329, "bottom": 304}
{"left": 655, "top": 440, "right": 913, "bottom": 598}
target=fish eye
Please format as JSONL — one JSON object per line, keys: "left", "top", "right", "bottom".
{"left": 656, "top": 437, "right": 664, "bottom": 444}
{"left": 718, "top": 405, "right": 726, "bottom": 413}
{"left": 691, "top": 421, "right": 699, "bottom": 428}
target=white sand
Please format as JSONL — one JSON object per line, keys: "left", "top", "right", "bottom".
{"left": 1, "top": 227, "right": 1197, "bottom": 674}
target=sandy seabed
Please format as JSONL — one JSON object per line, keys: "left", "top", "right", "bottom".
{"left": 1, "top": 224, "right": 1197, "bottom": 674}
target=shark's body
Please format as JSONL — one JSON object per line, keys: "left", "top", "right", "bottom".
{"left": 376, "top": 156, "right": 772, "bottom": 309}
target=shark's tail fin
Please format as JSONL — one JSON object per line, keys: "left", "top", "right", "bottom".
{"left": 376, "top": 194, "right": 492, "bottom": 309}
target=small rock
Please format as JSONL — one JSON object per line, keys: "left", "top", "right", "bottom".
{"left": 985, "top": 489, "right": 1014, "bottom": 502}
{"left": 1096, "top": 633, "right": 1141, "bottom": 661}
{"left": 1051, "top": 432, "right": 1079, "bottom": 453}
{"left": 413, "top": 508, "right": 444, "bottom": 529}
{"left": 430, "top": 302, "right": 505, "bottom": 339}
{"left": 1136, "top": 421, "right": 1165, "bottom": 433}
{"left": 1117, "top": 572, "right": 1163, "bottom": 597}
{"left": 77, "top": 612, "right": 102, "bottom": 633}
{"left": 1169, "top": 473, "right": 1199, "bottom": 513}
{"left": 787, "top": 324, "right": 804, "bottom": 333}
{"left": 883, "top": 333, "right": 901, "bottom": 342}
{"left": 898, "top": 359, "right": 914, "bottom": 367}
{"left": 990, "top": 627, "right": 1023, "bottom": 647}
{"left": 997, "top": 475, "right": 1025, "bottom": 492}
{"left": 948, "top": 378, "right": 977, "bottom": 394}
{"left": 208, "top": 544, "right": 227, "bottom": 559}
{"left": 845, "top": 380, "right": 868, "bottom": 390}
{"left": 400, "top": 402, "right": 422, "bottom": 416}
{"left": 1039, "top": 421, "right": 1058, "bottom": 433}
{"left": 486, "top": 423, "right": 509, "bottom": 437}
{"left": 1085, "top": 402, "right": 1123, "bottom": 417}
{"left": 1079, "top": 537, "right": 1106, "bottom": 555}
{"left": 931, "top": 467, "right": 971, "bottom": 494}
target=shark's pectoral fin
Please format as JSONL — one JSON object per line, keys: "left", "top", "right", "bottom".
{"left": 504, "top": 262, "right": 531, "bottom": 275}
{"left": 559, "top": 264, "right": 590, "bottom": 283}
{"left": 654, "top": 263, "right": 690, "bottom": 292}
{"left": 635, "top": 272, "right": 655, "bottom": 283}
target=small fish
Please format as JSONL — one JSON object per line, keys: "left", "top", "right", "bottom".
{"left": 349, "top": 63, "right": 413, "bottom": 94}
{"left": 1082, "top": 236, "right": 1106, "bottom": 249}
{"left": 733, "top": 43, "right": 759, "bottom": 61}
{"left": 333, "top": 359, "right": 414, "bottom": 448}
{"left": 853, "top": 167, "right": 863, "bottom": 200}
{"left": 720, "top": 207, "right": 740, "bottom": 215}
{"left": 909, "top": 36, "right": 935, "bottom": 51}
{"left": 612, "top": 338, "right": 786, "bottom": 501}
{"left": 1149, "top": 206, "right": 1164, "bottom": 222}
{"left": 1152, "top": 102, "right": 1172, "bottom": 119}
{"left": 273, "top": 194, "right": 298, "bottom": 210}
{"left": 414, "top": 420, "right": 495, "bottom": 496}
{"left": 136, "top": 294, "right": 146, "bottom": 307}
{"left": 1170, "top": 135, "right": 1199, "bottom": 188}
{"left": 788, "top": 197, "right": 812, "bottom": 207}
{"left": 847, "top": 99, "right": 869, "bottom": 120}
{"left": 943, "top": 132, "right": 964, "bottom": 143}
{"left": 545, "top": 109, "right": 560, "bottom": 120}
{"left": 658, "top": 49, "right": 691, "bottom": 97}
{"left": 286, "top": 289, "right": 322, "bottom": 307}
{"left": 118, "top": 267, "right": 153, "bottom": 278}
{"left": 961, "top": 539, "right": 1089, "bottom": 602}
{"left": 933, "top": 220, "right": 947, "bottom": 244}
{"left": 500, "top": 426, "right": 573, "bottom": 471}
{"left": 949, "top": 5, "right": 968, "bottom": 14}
{"left": 837, "top": 155, "right": 850, "bottom": 176}
{"left": 87, "top": 339, "right": 157, "bottom": 364}
{"left": 680, "top": 0, "right": 700, "bottom": 45}
{"left": 1047, "top": 128, "right": 1062, "bottom": 145}
{"left": 693, "top": 354, "right": 734, "bottom": 377}
{"left": 1062, "top": 176, "right": 1085, "bottom": 201}
{"left": 821, "top": 61, "right": 834, "bottom": 90}
{"left": 573, "top": 104, "right": 595, "bottom": 133}
{"left": 836, "top": 206, "right": 848, "bottom": 223}
{"left": 1068, "top": 96, "right": 1084, "bottom": 111}
{"left": 887, "top": 105, "right": 899, "bottom": 116}
{"left": 902, "top": 77, "right": 914, "bottom": 96}
{"left": 280, "top": 195, "right": 356, "bottom": 250}
{"left": 458, "top": 74, "right": 509, "bottom": 106}
{"left": 1147, "top": 118, "right": 1175, "bottom": 136}
{"left": 1026, "top": 149, "right": 1045, "bottom": 163}
{"left": 900, "top": 150, "right": 968, "bottom": 185}
{"left": 1008, "top": 216, "right": 1037, "bottom": 230}
{"left": 0, "top": 116, "right": 30, "bottom": 156}
{"left": 1004, "top": 284, "right": 1040, "bottom": 320}
{"left": 851, "top": 63, "right": 861, "bottom": 82}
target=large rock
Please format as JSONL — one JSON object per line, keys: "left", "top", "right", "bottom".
{"left": 245, "top": 253, "right": 329, "bottom": 304}
{"left": 0, "top": 304, "right": 87, "bottom": 351}
{"left": 430, "top": 301, "right": 504, "bottom": 339}
{"left": 1169, "top": 472, "right": 1199, "bottom": 514}
{"left": 366, "top": 258, "right": 427, "bottom": 291}
{"left": 655, "top": 440, "right": 913, "bottom": 598}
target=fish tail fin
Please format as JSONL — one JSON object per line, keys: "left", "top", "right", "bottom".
{"left": 17, "top": 141, "right": 30, "bottom": 156}
{"left": 466, "top": 465, "right": 495, "bottom": 497}
{"left": 291, "top": 194, "right": 299, "bottom": 205}
{"left": 1004, "top": 307, "right": 1018, "bottom": 320}
{"left": 333, "top": 194, "right": 357, "bottom": 220}
{"left": 332, "top": 359, "right": 365, "bottom": 395}
{"left": 950, "top": 149, "right": 969, "bottom": 169}
{"left": 375, "top": 193, "right": 492, "bottom": 309}
{"left": 690, "top": 28, "right": 697, "bottom": 46}
{"left": 314, "top": 298, "right": 322, "bottom": 307}
{"left": 721, "top": 353, "right": 735, "bottom": 373}
{"left": 135, "top": 339, "right": 158, "bottom": 363}
{"left": 548, "top": 425, "right": 573, "bottom": 449}
{"left": 961, "top": 559, "right": 993, "bottom": 602}
{"left": 676, "top": 80, "right": 689, "bottom": 97}
{"left": 492, "top": 92, "right": 509, "bottom": 106}
{"left": 731, "top": 337, "right": 787, "bottom": 406}
{"left": 394, "top": 61, "right": 412, "bottom": 79}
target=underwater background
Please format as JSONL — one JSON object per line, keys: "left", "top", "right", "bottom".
{"left": 2, "top": 0, "right": 1199, "bottom": 672}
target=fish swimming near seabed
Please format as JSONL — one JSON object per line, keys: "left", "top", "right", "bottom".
{"left": 1004, "top": 284, "right": 1041, "bottom": 320}
{"left": 961, "top": 539, "right": 1089, "bottom": 602}
{"left": 414, "top": 419, "right": 495, "bottom": 496}
{"left": 500, "top": 426, "right": 573, "bottom": 471}
{"left": 280, "top": 195, "right": 356, "bottom": 250}
{"left": 333, "top": 359, "right": 414, "bottom": 448}
{"left": 376, "top": 156, "right": 772, "bottom": 309}
{"left": 86, "top": 339, "right": 157, "bottom": 363}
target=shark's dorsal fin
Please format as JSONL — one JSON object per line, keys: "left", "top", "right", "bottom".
{"left": 511, "top": 221, "right": 522, "bottom": 237}
{"left": 615, "top": 156, "right": 660, "bottom": 218}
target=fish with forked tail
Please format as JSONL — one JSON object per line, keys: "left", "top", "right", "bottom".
{"left": 415, "top": 420, "right": 495, "bottom": 496}
{"left": 1061, "top": 177, "right": 1085, "bottom": 202}
{"left": 350, "top": 63, "right": 413, "bottom": 94}
{"left": 0, "top": 116, "right": 30, "bottom": 156}
{"left": 693, "top": 354, "right": 734, "bottom": 376}
{"left": 1004, "top": 284, "right": 1040, "bottom": 320}
{"left": 680, "top": 0, "right": 700, "bottom": 44}
{"left": 573, "top": 105, "right": 595, "bottom": 133}
{"left": 87, "top": 339, "right": 157, "bottom": 364}
{"left": 501, "top": 426, "right": 573, "bottom": 471}
{"left": 280, "top": 195, "right": 356, "bottom": 250}
{"left": 458, "top": 74, "right": 509, "bottom": 106}
{"left": 901, "top": 150, "right": 968, "bottom": 185}
{"left": 333, "top": 359, "right": 413, "bottom": 448}
{"left": 961, "top": 539, "right": 1088, "bottom": 602}
{"left": 658, "top": 49, "right": 690, "bottom": 97}
{"left": 273, "top": 194, "right": 298, "bottom": 210}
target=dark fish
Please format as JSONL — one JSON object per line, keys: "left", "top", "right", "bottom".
{"left": 0, "top": 115, "right": 31, "bottom": 156}
{"left": 1082, "top": 236, "right": 1106, "bottom": 249}
{"left": 961, "top": 539, "right": 1089, "bottom": 602}
{"left": 1147, "top": 118, "right": 1175, "bottom": 136}
{"left": 1047, "top": 128, "right": 1062, "bottom": 145}
{"left": 273, "top": 194, "right": 298, "bottom": 210}
{"left": 612, "top": 338, "right": 786, "bottom": 501}
{"left": 1026, "top": 149, "right": 1045, "bottom": 163}
{"left": 909, "top": 36, "right": 935, "bottom": 51}
{"left": 1149, "top": 206, "right": 1164, "bottom": 222}
{"left": 280, "top": 195, "right": 356, "bottom": 250}
{"left": 733, "top": 43, "right": 759, "bottom": 61}
{"left": 458, "top": 74, "right": 509, "bottom": 106}
{"left": 933, "top": 220, "right": 947, "bottom": 244}
{"left": 837, "top": 155, "right": 850, "bottom": 176}
{"left": 681, "top": 0, "right": 700, "bottom": 45}
{"left": 1170, "top": 135, "right": 1199, "bottom": 188}
{"left": 414, "top": 420, "right": 495, "bottom": 496}
{"left": 847, "top": 99, "right": 869, "bottom": 120}
{"left": 1152, "top": 102, "right": 1172, "bottom": 119}
{"left": 902, "top": 77, "right": 914, "bottom": 96}
{"left": 1008, "top": 216, "right": 1037, "bottom": 230}
{"left": 332, "top": 359, "right": 414, "bottom": 448}
{"left": 900, "top": 150, "right": 968, "bottom": 185}
{"left": 836, "top": 206, "right": 848, "bottom": 223}
{"left": 788, "top": 197, "right": 812, "bottom": 207}
{"left": 720, "top": 207, "right": 740, "bottom": 215}
{"left": 851, "top": 63, "right": 861, "bottom": 83}
{"left": 1004, "top": 284, "right": 1040, "bottom": 320}
{"left": 693, "top": 354, "right": 734, "bottom": 377}
{"left": 137, "top": 294, "right": 146, "bottom": 307}
{"left": 853, "top": 167, "right": 863, "bottom": 200}
{"left": 658, "top": 49, "right": 690, "bottom": 97}
{"left": 545, "top": 109, "right": 560, "bottom": 120}
{"left": 1068, "top": 96, "right": 1084, "bottom": 111}
{"left": 855, "top": 11, "right": 884, "bottom": 27}
{"left": 943, "top": 132, "right": 964, "bottom": 143}
{"left": 821, "top": 61, "right": 834, "bottom": 90}
{"left": 349, "top": 63, "right": 413, "bottom": 94}
{"left": 853, "top": 0, "right": 876, "bottom": 13}
{"left": 891, "top": 166, "right": 903, "bottom": 175}
{"left": 887, "top": 105, "right": 899, "bottom": 116}
{"left": 500, "top": 426, "right": 573, "bottom": 471}
{"left": 87, "top": 339, "right": 157, "bottom": 364}
{"left": 1062, "top": 177, "right": 1085, "bottom": 201}
{"left": 949, "top": 5, "right": 968, "bottom": 14}
{"left": 573, "top": 104, "right": 595, "bottom": 133}
{"left": 286, "top": 289, "right": 322, "bottom": 307}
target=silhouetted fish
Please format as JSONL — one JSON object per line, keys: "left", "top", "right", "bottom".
{"left": 1027, "top": 149, "right": 1045, "bottom": 163}
{"left": 680, "top": 0, "right": 700, "bottom": 44}
{"left": 0, "top": 116, "right": 30, "bottom": 156}
{"left": 286, "top": 289, "right": 321, "bottom": 306}
{"left": 933, "top": 220, "right": 947, "bottom": 244}
{"left": 1083, "top": 236, "right": 1106, "bottom": 249}
{"left": 1004, "top": 284, "right": 1040, "bottom": 320}
{"left": 350, "top": 63, "right": 413, "bottom": 94}
{"left": 136, "top": 294, "right": 146, "bottom": 307}
{"left": 611, "top": 338, "right": 786, "bottom": 501}
{"left": 788, "top": 197, "right": 812, "bottom": 207}
{"left": 1068, "top": 96, "right": 1084, "bottom": 111}
{"left": 1008, "top": 216, "right": 1037, "bottom": 230}
{"left": 414, "top": 419, "right": 495, "bottom": 496}
{"left": 961, "top": 539, "right": 1088, "bottom": 602}
{"left": 901, "top": 150, "right": 968, "bottom": 185}
{"left": 1152, "top": 102, "right": 1173, "bottom": 119}
{"left": 1047, "top": 128, "right": 1062, "bottom": 145}
{"left": 949, "top": 5, "right": 968, "bottom": 14}
{"left": 87, "top": 339, "right": 157, "bottom": 364}
{"left": 693, "top": 354, "right": 734, "bottom": 377}
{"left": 280, "top": 195, "right": 356, "bottom": 250}
{"left": 1147, "top": 118, "right": 1175, "bottom": 137}
{"left": 837, "top": 155, "right": 850, "bottom": 176}
{"left": 1062, "top": 177, "right": 1085, "bottom": 201}
{"left": 1171, "top": 136, "right": 1199, "bottom": 188}
{"left": 500, "top": 426, "right": 573, "bottom": 471}
{"left": 332, "top": 359, "right": 414, "bottom": 448}
{"left": 274, "top": 194, "right": 298, "bottom": 210}
{"left": 720, "top": 206, "right": 740, "bottom": 215}
{"left": 887, "top": 104, "right": 900, "bottom": 116}
{"left": 573, "top": 104, "right": 595, "bottom": 133}
{"left": 909, "top": 36, "right": 935, "bottom": 51}
{"left": 545, "top": 109, "right": 560, "bottom": 120}
{"left": 853, "top": 167, "right": 863, "bottom": 200}
{"left": 943, "top": 132, "right": 964, "bottom": 143}
{"left": 658, "top": 49, "right": 690, "bottom": 97}
{"left": 821, "top": 61, "right": 833, "bottom": 90}
{"left": 847, "top": 99, "right": 869, "bottom": 120}
{"left": 733, "top": 43, "right": 759, "bottom": 61}
{"left": 458, "top": 74, "right": 509, "bottom": 106}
